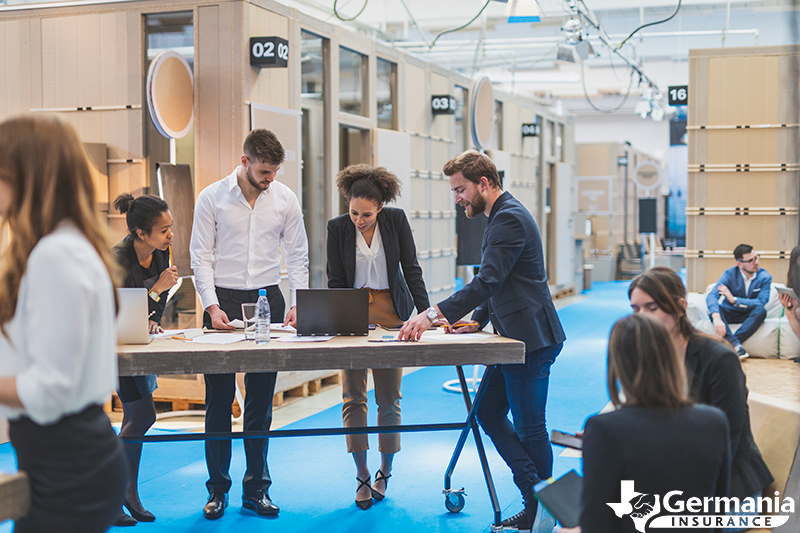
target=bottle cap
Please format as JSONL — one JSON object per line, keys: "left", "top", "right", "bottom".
{"left": 259, "top": 289, "right": 267, "bottom": 297}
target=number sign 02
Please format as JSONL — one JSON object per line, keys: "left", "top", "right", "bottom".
{"left": 667, "top": 85, "right": 688, "bottom": 106}
{"left": 431, "top": 95, "right": 457, "bottom": 115}
{"left": 250, "top": 37, "right": 289, "bottom": 68}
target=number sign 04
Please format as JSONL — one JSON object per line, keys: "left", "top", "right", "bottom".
{"left": 250, "top": 37, "right": 289, "bottom": 68}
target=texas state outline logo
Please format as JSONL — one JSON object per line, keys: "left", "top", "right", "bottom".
{"left": 607, "top": 480, "right": 794, "bottom": 531}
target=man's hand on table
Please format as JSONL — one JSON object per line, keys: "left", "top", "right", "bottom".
{"left": 284, "top": 306, "right": 297, "bottom": 328}
{"left": 398, "top": 311, "right": 435, "bottom": 341}
{"left": 444, "top": 321, "right": 479, "bottom": 334}
{"left": 207, "top": 305, "right": 235, "bottom": 330}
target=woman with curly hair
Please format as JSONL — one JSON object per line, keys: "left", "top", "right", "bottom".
{"left": 327, "top": 164, "right": 430, "bottom": 510}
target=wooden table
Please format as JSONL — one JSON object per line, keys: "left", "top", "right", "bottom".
{"left": 0, "top": 472, "right": 30, "bottom": 523}
{"left": 117, "top": 328, "right": 525, "bottom": 376}
{"left": 117, "top": 328, "right": 526, "bottom": 527}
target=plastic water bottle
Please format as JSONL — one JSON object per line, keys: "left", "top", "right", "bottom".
{"left": 255, "top": 289, "right": 271, "bottom": 345}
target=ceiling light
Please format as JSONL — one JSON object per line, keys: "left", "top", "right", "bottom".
{"left": 635, "top": 98, "right": 651, "bottom": 119}
{"left": 504, "top": 0, "right": 541, "bottom": 23}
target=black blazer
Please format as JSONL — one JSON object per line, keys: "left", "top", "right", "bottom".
{"left": 685, "top": 334, "right": 773, "bottom": 498}
{"left": 438, "top": 192, "right": 566, "bottom": 353}
{"left": 326, "top": 207, "right": 430, "bottom": 320}
{"left": 581, "top": 405, "right": 731, "bottom": 533}
{"left": 113, "top": 235, "right": 170, "bottom": 324}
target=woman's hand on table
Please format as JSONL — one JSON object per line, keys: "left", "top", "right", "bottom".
{"left": 149, "top": 320, "right": 163, "bottom": 334}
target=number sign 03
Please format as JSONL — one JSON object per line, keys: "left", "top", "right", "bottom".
{"left": 431, "top": 95, "right": 457, "bottom": 115}
{"left": 667, "top": 85, "right": 688, "bottom": 106}
{"left": 250, "top": 37, "right": 289, "bottom": 68}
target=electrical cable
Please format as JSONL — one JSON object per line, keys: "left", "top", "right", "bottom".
{"left": 430, "top": 0, "right": 493, "bottom": 48}
{"left": 333, "top": 0, "right": 369, "bottom": 22}
{"left": 615, "top": 0, "right": 682, "bottom": 50}
{"left": 581, "top": 61, "right": 635, "bottom": 114}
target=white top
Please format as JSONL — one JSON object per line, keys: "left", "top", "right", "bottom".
{"left": 741, "top": 267, "right": 756, "bottom": 295}
{"left": 190, "top": 168, "right": 309, "bottom": 309}
{"left": 354, "top": 223, "right": 389, "bottom": 290}
{"left": 0, "top": 224, "right": 118, "bottom": 425}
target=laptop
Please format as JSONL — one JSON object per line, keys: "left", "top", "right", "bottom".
{"left": 296, "top": 289, "right": 369, "bottom": 336}
{"left": 117, "top": 288, "right": 154, "bottom": 345}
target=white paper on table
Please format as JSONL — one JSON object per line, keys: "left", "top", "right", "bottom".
{"left": 189, "top": 333, "right": 246, "bottom": 345}
{"left": 227, "top": 319, "right": 245, "bottom": 329}
{"left": 270, "top": 323, "right": 296, "bottom": 332}
{"left": 424, "top": 333, "right": 487, "bottom": 342}
{"left": 154, "top": 329, "right": 188, "bottom": 339}
{"left": 277, "top": 335, "right": 334, "bottom": 343}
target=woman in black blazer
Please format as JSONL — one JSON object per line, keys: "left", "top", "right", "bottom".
{"left": 327, "top": 164, "right": 430, "bottom": 510}
{"left": 628, "top": 268, "right": 773, "bottom": 511}
{"left": 112, "top": 193, "right": 179, "bottom": 526}
{"left": 579, "top": 314, "right": 731, "bottom": 533}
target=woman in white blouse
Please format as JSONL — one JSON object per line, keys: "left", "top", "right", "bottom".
{"left": 0, "top": 115, "right": 126, "bottom": 532}
{"left": 327, "top": 165, "right": 430, "bottom": 510}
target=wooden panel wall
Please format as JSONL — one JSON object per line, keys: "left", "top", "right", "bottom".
{"left": 247, "top": 4, "right": 290, "bottom": 109}
{"left": 196, "top": 3, "right": 246, "bottom": 194}
{"left": 687, "top": 45, "right": 800, "bottom": 291}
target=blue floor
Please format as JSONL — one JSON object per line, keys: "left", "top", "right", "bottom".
{"left": 0, "top": 281, "right": 633, "bottom": 532}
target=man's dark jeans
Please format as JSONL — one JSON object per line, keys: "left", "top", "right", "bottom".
{"left": 475, "top": 342, "right": 563, "bottom": 497}
{"left": 712, "top": 301, "right": 767, "bottom": 346}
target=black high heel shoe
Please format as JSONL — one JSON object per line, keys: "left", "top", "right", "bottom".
{"left": 355, "top": 476, "right": 373, "bottom": 510}
{"left": 124, "top": 499, "right": 156, "bottom": 522}
{"left": 371, "top": 469, "right": 392, "bottom": 501}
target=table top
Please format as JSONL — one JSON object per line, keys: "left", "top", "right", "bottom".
{"left": 117, "top": 328, "right": 526, "bottom": 376}
{"left": 0, "top": 472, "right": 30, "bottom": 522}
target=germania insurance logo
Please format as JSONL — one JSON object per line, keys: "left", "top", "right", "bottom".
{"left": 607, "top": 480, "right": 794, "bottom": 531}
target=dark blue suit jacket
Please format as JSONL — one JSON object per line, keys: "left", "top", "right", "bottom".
{"left": 706, "top": 266, "right": 772, "bottom": 315}
{"left": 438, "top": 192, "right": 566, "bottom": 353}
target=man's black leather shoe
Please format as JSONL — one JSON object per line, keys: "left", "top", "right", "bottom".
{"left": 203, "top": 492, "right": 228, "bottom": 520}
{"left": 242, "top": 490, "right": 280, "bottom": 516}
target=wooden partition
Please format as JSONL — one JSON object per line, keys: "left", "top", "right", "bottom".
{"left": 687, "top": 45, "right": 800, "bottom": 292}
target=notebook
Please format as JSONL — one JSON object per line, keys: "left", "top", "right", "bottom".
{"left": 533, "top": 469, "right": 582, "bottom": 528}
{"left": 117, "top": 288, "right": 154, "bottom": 345}
{"left": 296, "top": 289, "right": 369, "bottom": 336}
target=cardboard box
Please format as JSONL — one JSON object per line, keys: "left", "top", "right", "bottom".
{"left": 687, "top": 214, "right": 798, "bottom": 252}
{"left": 689, "top": 171, "right": 799, "bottom": 208}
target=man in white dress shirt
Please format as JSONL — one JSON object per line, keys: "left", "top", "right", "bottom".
{"left": 190, "top": 129, "right": 309, "bottom": 520}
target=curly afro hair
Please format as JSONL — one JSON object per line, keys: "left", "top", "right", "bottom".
{"left": 336, "top": 164, "right": 401, "bottom": 205}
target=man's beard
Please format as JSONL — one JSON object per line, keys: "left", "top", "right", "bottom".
{"left": 464, "top": 192, "right": 486, "bottom": 219}
{"left": 246, "top": 165, "right": 269, "bottom": 191}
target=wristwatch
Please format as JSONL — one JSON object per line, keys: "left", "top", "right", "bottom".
{"left": 426, "top": 306, "right": 439, "bottom": 322}
{"left": 148, "top": 289, "right": 161, "bottom": 303}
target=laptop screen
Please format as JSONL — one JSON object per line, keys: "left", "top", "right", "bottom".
{"left": 296, "top": 289, "right": 369, "bottom": 336}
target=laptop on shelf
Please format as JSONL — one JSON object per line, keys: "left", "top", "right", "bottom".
{"left": 296, "top": 289, "right": 369, "bottom": 336}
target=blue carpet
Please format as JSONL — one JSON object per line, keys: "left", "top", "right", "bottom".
{"left": 0, "top": 281, "right": 633, "bottom": 532}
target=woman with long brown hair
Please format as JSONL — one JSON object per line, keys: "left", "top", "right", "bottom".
{"left": 579, "top": 314, "right": 731, "bottom": 533}
{"left": 0, "top": 114, "right": 126, "bottom": 532}
{"left": 628, "top": 267, "right": 772, "bottom": 531}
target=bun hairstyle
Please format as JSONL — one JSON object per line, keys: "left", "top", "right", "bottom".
{"left": 336, "top": 164, "right": 401, "bottom": 206}
{"left": 113, "top": 193, "right": 169, "bottom": 240}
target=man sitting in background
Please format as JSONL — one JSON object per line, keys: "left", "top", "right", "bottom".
{"left": 706, "top": 243, "right": 771, "bottom": 359}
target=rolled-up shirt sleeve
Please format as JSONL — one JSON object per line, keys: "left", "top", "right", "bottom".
{"left": 190, "top": 190, "right": 220, "bottom": 311}
{"left": 282, "top": 195, "right": 309, "bottom": 307}
{"left": 15, "top": 247, "right": 93, "bottom": 425}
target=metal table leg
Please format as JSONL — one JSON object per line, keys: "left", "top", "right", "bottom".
{"left": 443, "top": 365, "right": 502, "bottom": 528}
